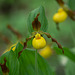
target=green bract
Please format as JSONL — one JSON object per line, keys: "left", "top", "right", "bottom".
{"left": 27, "top": 6, "right": 48, "bottom": 33}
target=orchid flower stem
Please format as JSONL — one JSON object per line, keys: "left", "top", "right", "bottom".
{"left": 35, "top": 49, "right": 38, "bottom": 75}
{"left": 71, "top": 29, "right": 75, "bottom": 46}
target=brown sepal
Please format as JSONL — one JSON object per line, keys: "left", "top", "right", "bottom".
{"left": 32, "top": 13, "right": 41, "bottom": 31}
{"left": 0, "top": 58, "right": 9, "bottom": 73}
{"left": 7, "top": 25, "right": 22, "bottom": 39}
{"left": 56, "top": 0, "right": 64, "bottom": 7}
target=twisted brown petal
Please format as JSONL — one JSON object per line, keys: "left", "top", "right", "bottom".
{"left": 44, "top": 32, "right": 64, "bottom": 54}
{"left": 18, "top": 36, "right": 34, "bottom": 58}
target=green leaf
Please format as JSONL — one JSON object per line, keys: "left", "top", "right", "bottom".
{"left": 68, "top": 0, "right": 75, "bottom": 10}
{"left": 0, "top": 50, "right": 19, "bottom": 75}
{"left": 14, "top": 42, "right": 23, "bottom": 57}
{"left": 0, "top": 42, "right": 53, "bottom": 75}
{"left": 27, "top": 6, "right": 48, "bottom": 34}
{"left": 54, "top": 47, "right": 75, "bottom": 62}
{"left": 65, "top": 60, "right": 75, "bottom": 75}
{"left": 18, "top": 49, "right": 53, "bottom": 75}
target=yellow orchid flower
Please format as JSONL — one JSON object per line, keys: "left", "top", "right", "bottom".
{"left": 53, "top": 8, "right": 68, "bottom": 23}
{"left": 32, "top": 33, "right": 46, "bottom": 49}
{"left": 39, "top": 45, "right": 52, "bottom": 58}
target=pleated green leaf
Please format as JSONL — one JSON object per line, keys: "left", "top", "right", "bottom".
{"left": 0, "top": 42, "right": 53, "bottom": 75}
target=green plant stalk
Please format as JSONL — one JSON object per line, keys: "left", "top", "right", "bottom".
{"left": 35, "top": 49, "right": 38, "bottom": 75}
{"left": 69, "top": 24, "right": 75, "bottom": 46}
{"left": 71, "top": 29, "right": 75, "bottom": 46}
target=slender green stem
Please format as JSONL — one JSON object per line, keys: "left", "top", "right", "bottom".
{"left": 71, "top": 29, "right": 75, "bottom": 46}
{"left": 35, "top": 49, "right": 38, "bottom": 75}
{"left": 69, "top": 24, "right": 75, "bottom": 46}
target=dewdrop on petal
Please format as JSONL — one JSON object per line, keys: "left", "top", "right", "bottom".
{"left": 39, "top": 45, "right": 52, "bottom": 58}
{"left": 32, "top": 33, "right": 46, "bottom": 49}
{"left": 53, "top": 8, "right": 68, "bottom": 23}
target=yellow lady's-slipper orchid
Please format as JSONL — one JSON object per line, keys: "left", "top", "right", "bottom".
{"left": 32, "top": 33, "right": 46, "bottom": 49}
{"left": 53, "top": 8, "right": 68, "bottom": 23}
{"left": 39, "top": 45, "right": 52, "bottom": 58}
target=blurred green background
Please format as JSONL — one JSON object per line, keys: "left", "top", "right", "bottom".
{"left": 0, "top": 0, "right": 75, "bottom": 75}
